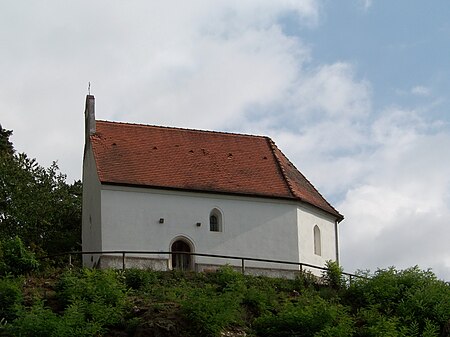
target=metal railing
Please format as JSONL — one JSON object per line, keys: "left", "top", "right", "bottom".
{"left": 39, "top": 250, "right": 363, "bottom": 282}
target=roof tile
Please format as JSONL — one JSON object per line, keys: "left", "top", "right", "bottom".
{"left": 91, "top": 120, "right": 343, "bottom": 220}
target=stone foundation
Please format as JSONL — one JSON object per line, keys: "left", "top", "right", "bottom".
{"left": 98, "top": 254, "right": 168, "bottom": 270}
{"left": 96, "top": 255, "right": 324, "bottom": 279}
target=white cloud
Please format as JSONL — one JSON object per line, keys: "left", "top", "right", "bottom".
{"left": 411, "top": 85, "right": 431, "bottom": 96}
{"left": 290, "top": 63, "right": 372, "bottom": 120}
{"left": 0, "top": 0, "right": 320, "bottom": 181}
{"left": 339, "top": 109, "right": 450, "bottom": 277}
{"left": 357, "top": 0, "right": 373, "bottom": 11}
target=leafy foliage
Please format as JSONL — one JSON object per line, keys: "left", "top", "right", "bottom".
{"left": 345, "top": 266, "right": 450, "bottom": 336}
{"left": 0, "top": 236, "right": 39, "bottom": 276}
{"left": 57, "top": 268, "right": 127, "bottom": 312}
{"left": 124, "top": 268, "right": 158, "bottom": 290}
{"left": 181, "top": 285, "right": 243, "bottom": 337}
{"left": 0, "top": 126, "right": 81, "bottom": 255}
{"left": 0, "top": 277, "right": 23, "bottom": 323}
{"left": 0, "top": 125, "right": 14, "bottom": 157}
{"left": 4, "top": 301, "right": 103, "bottom": 337}
{"left": 254, "top": 295, "right": 354, "bottom": 337}
{"left": 323, "top": 259, "right": 345, "bottom": 290}
{"left": 0, "top": 266, "right": 449, "bottom": 337}
{"left": 2, "top": 269, "right": 128, "bottom": 336}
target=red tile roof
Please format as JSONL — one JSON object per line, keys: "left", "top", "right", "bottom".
{"left": 91, "top": 120, "right": 343, "bottom": 220}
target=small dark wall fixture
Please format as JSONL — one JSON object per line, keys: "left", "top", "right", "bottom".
{"left": 159, "top": 218, "right": 164, "bottom": 224}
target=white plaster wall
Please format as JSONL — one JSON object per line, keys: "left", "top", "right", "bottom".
{"left": 81, "top": 145, "right": 102, "bottom": 267}
{"left": 297, "top": 204, "right": 337, "bottom": 273}
{"left": 100, "top": 186, "right": 301, "bottom": 270}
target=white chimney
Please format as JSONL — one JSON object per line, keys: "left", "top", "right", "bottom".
{"left": 84, "top": 95, "right": 96, "bottom": 141}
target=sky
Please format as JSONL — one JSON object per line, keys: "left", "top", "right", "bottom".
{"left": 1, "top": 0, "right": 449, "bottom": 280}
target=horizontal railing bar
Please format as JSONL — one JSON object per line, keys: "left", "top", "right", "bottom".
{"left": 39, "top": 250, "right": 363, "bottom": 278}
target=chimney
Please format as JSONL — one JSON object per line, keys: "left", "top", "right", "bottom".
{"left": 84, "top": 95, "right": 96, "bottom": 141}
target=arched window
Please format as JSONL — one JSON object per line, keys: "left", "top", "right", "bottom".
{"left": 313, "top": 225, "right": 321, "bottom": 256}
{"left": 209, "top": 209, "right": 222, "bottom": 232}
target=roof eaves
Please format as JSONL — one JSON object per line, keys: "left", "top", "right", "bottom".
{"left": 100, "top": 181, "right": 300, "bottom": 202}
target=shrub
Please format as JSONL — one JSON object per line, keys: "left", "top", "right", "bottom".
{"left": 348, "top": 267, "right": 450, "bottom": 336}
{"left": 294, "top": 270, "right": 318, "bottom": 291}
{"left": 396, "top": 271, "right": 450, "bottom": 334}
{"left": 181, "top": 286, "right": 243, "bottom": 337}
{"left": 208, "top": 265, "right": 246, "bottom": 293}
{"left": 56, "top": 268, "right": 128, "bottom": 328}
{"left": 5, "top": 302, "right": 60, "bottom": 337}
{"left": 242, "top": 285, "right": 277, "bottom": 316}
{"left": 4, "top": 301, "right": 103, "bottom": 337}
{"left": 253, "top": 295, "right": 354, "bottom": 337}
{"left": 124, "top": 268, "right": 158, "bottom": 290}
{"left": 57, "top": 268, "right": 127, "bottom": 308}
{"left": 0, "top": 237, "right": 39, "bottom": 276}
{"left": 323, "top": 260, "right": 344, "bottom": 290}
{"left": 356, "top": 306, "right": 406, "bottom": 337}
{"left": 0, "top": 277, "right": 23, "bottom": 322}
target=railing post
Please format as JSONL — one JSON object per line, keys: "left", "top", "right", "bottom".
{"left": 300, "top": 263, "right": 303, "bottom": 273}
{"left": 241, "top": 258, "right": 245, "bottom": 275}
{"left": 68, "top": 254, "right": 72, "bottom": 267}
{"left": 122, "top": 252, "right": 126, "bottom": 271}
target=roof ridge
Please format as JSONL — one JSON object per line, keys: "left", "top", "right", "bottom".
{"left": 271, "top": 142, "right": 343, "bottom": 220}
{"left": 266, "top": 137, "right": 298, "bottom": 200}
{"left": 96, "top": 119, "right": 268, "bottom": 139}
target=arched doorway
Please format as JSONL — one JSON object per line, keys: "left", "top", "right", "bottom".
{"left": 171, "top": 239, "right": 192, "bottom": 271}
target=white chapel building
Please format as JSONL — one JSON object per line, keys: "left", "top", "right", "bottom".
{"left": 82, "top": 95, "right": 344, "bottom": 275}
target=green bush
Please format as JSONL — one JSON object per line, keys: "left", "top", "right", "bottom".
{"left": 0, "top": 237, "right": 39, "bottom": 276}
{"left": 207, "top": 265, "right": 246, "bottom": 293}
{"left": 56, "top": 268, "right": 128, "bottom": 328}
{"left": 347, "top": 267, "right": 434, "bottom": 311}
{"left": 242, "top": 285, "right": 277, "bottom": 316}
{"left": 5, "top": 302, "right": 60, "bottom": 337}
{"left": 1, "top": 264, "right": 448, "bottom": 336}
{"left": 57, "top": 268, "right": 127, "bottom": 308}
{"left": 0, "top": 277, "right": 23, "bottom": 322}
{"left": 396, "top": 272, "right": 450, "bottom": 331}
{"left": 294, "top": 270, "right": 318, "bottom": 291}
{"left": 323, "top": 260, "right": 344, "bottom": 290}
{"left": 124, "top": 268, "right": 158, "bottom": 290}
{"left": 181, "top": 286, "right": 243, "bottom": 337}
{"left": 347, "top": 267, "right": 449, "bottom": 336}
{"left": 253, "top": 295, "right": 354, "bottom": 337}
{"left": 357, "top": 306, "right": 406, "bottom": 336}
{"left": 4, "top": 301, "right": 103, "bottom": 337}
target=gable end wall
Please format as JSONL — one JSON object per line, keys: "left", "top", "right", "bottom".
{"left": 297, "top": 204, "right": 337, "bottom": 272}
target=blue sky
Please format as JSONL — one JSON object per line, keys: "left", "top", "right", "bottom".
{"left": 1, "top": 1, "right": 449, "bottom": 279}
{"left": 289, "top": 1, "right": 450, "bottom": 116}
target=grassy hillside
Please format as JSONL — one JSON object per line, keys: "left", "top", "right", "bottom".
{"left": 1, "top": 264, "right": 449, "bottom": 337}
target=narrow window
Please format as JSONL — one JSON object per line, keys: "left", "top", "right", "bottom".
{"left": 210, "top": 215, "right": 218, "bottom": 231}
{"left": 209, "top": 209, "right": 222, "bottom": 232}
{"left": 314, "top": 225, "right": 321, "bottom": 256}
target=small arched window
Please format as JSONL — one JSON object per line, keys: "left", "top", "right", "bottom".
{"left": 209, "top": 209, "right": 222, "bottom": 232}
{"left": 313, "top": 225, "right": 321, "bottom": 256}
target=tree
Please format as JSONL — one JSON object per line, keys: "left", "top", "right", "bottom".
{"left": 0, "top": 125, "right": 81, "bottom": 255}
{"left": 0, "top": 124, "right": 14, "bottom": 157}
